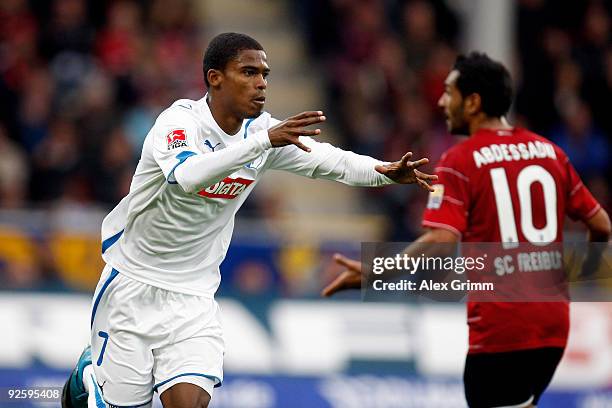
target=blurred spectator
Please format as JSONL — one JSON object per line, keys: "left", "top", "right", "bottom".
{"left": 550, "top": 100, "right": 610, "bottom": 179}
{"left": 18, "top": 67, "right": 54, "bottom": 152}
{"left": 88, "top": 126, "right": 135, "bottom": 205}
{"left": 0, "top": 124, "right": 28, "bottom": 208}
{"left": 29, "top": 118, "right": 82, "bottom": 203}
{"left": 41, "top": 0, "right": 94, "bottom": 59}
{"left": 76, "top": 68, "right": 118, "bottom": 152}
{"left": 96, "top": 1, "right": 143, "bottom": 77}
{"left": 0, "top": 0, "right": 39, "bottom": 92}
{"left": 401, "top": 0, "right": 438, "bottom": 70}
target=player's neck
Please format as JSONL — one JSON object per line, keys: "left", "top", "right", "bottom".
{"left": 470, "top": 116, "right": 512, "bottom": 135}
{"left": 206, "top": 95, "right": 243, "bottom": 135}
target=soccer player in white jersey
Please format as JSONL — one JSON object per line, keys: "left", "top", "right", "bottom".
{"left": 61, "top": 32, "right": 436, "bottom": 408}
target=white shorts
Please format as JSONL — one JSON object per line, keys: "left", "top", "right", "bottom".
{"left": 90, "top": 265, "right": 224, "bottom": 407}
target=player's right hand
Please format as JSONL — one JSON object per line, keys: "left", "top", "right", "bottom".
{"left": 268, "top": 111, "right": 326, "bottom": 152}
{"left": 321, "top": 253, "right": 363, "bottom": 297}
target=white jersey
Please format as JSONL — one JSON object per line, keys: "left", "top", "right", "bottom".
{"left": 101, "top": 96, "right": 394, "bottom": 297}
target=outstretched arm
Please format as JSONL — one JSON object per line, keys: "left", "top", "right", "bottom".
{"left": 266, "top": 136, "right": 437, "bottom": 190}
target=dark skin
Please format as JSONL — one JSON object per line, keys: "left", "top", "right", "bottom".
{"left": 161, "top": 383, "right": 211, "bottom": 408}
{"left": 161, "top": 48, "right": 438, "bottom": 408}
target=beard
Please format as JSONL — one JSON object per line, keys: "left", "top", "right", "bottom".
{"left": 449, "top": 119, "right": 470, "bottom": 135}
{"left": 448, "top": 105, "right": 470, "bottom": 135}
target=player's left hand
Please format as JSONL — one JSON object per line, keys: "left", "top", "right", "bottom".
{"left": 375, "top": 152, "right": 437, "bottom": 191}
{"left": 321, "top": 254, "right": 363, "bottom": 297}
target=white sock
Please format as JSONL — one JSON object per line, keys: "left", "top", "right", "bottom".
{"left": 82, "top": 365, "right": 107, "bottom": 408}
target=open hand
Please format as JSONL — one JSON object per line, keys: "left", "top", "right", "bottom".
{"left": 375, "top": 152, "right": 438, "bottom": 191}
{"left": 268, "top": 111, "right": 326, "bottom": 152}
{"left": 321, "top": 253, "right": 363, "bottom": 297}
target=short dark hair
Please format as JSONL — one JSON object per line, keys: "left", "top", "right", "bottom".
{"left": 202, "top": 32, "right": 264, "bottom": 87}
{"left": 453, "top": 52, "right": 513, "bottom": 118}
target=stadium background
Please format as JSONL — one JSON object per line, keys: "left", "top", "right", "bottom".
{"left": 0, "top": 0, "right": 611, "bottom": 407}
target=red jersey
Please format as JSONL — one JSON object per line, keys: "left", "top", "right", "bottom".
{"left": 422, "top": 127, "right": 601, "bottom": 354}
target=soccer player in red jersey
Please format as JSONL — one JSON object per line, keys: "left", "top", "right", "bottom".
{"left": 323, "top": 53, "right": 611, "bottom": 407}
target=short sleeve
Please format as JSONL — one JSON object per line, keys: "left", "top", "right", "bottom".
{"left": 151, "top": 110, "right": 201, "bottom": 183}
{"left": 564, "top": 156, "right": 601, "bottom": 221}
{"left": 421, "top": 150, "right": 471, "bottom": 237}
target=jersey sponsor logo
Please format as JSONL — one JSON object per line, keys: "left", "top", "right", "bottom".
{"left": 472, "top": 141, "right": 557, "bottom": 168}
{"left": 427, "top": 184, "right": 444, "bottom": 209}
{"left": 166, "top": 129, "right": 188, "bottom": 150}
{"left": 198, "top": 177, "right": 254, "bottom": 199}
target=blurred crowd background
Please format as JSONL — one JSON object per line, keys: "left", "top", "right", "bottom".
{"left": 0, "top": 0, "right": 203, "bottom": 208}
{"left": 0, "top": 0, "right": 610, "bottom": 293}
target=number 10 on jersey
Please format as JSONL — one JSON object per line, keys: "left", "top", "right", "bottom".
{"left": 490, "top": 165, "right": 558, "bottom": 247}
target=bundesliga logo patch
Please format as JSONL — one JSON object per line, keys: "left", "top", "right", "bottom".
{"left": 427, "top": 184, "right": 444, "bottom": 209}
{"left": 198, "top": 177, "right": 254, "bottom": 199}
{"left": 166, "top": 129, "right": 188, "bottom": 150}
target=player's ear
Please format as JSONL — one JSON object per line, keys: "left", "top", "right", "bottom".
{"left": 465, "top": 93, "right": 482, "bottom": 115}
{"left": 207, "top": 69, "right": 223, "bottom": 87}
